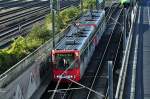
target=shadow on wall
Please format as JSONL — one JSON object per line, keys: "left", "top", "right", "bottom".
{"left": 39, "top": 56, "right": 52, "bottom": 81}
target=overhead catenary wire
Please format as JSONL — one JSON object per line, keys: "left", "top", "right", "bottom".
{"left": 105, "top": 8, "right": 130, "bottom": 98}
{"left": 49, "top": 3, "right": 122, "bottom": 99}
{"left": 86, "top": 7, "right": 123, "bottom": 99}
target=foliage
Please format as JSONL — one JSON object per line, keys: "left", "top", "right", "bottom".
{"left": 0, "top": 1, "right": 97, "bottom": 74}
{"left": 0, "top": 25, "right": 51, "bottom": 74}
{"left": 0, "top": 50, "right": 18, "bottom": 74}
{"left": 45, "top": 6, "right": 80, "bottom": 32}
{"left": 0, "top": 37, "right": 27, "bottom": 74}
{"left": 83, "top": 0, "right": 96, "bottom": 9}
{"left": 59, "top": 7, "right": 80, "bottom": 26}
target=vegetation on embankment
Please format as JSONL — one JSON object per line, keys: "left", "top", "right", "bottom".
{"left": 0, "top": 0, "right": 96, "bottom": 75}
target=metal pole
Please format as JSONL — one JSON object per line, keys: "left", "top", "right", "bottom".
{"left": 124, "top": 8, "right": 127, "bottom": 38}
{"left": 96, "top": 0, "right": 98, "bottom": 10}
{"left": 57, "top": 0, "right": 60, "bottom": 39}
{"left": 80, "top": 0, "right": 83, "bottom": 14}
{"left": 108, "top": 61, "right": 113, "bottom": 99}
{"left": 52, "top": 10, "right": 55, "bottom": 48}
{"left": 51, "top": 0, "right": 55, "bottom": 48}
{"left": 57, "top": 0, "right": 60, "bottom": 15}
{"left": 123, "top": 7, "right": 126, "bottom": 52}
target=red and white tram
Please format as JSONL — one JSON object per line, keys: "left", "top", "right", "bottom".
{"left": 50, "top": 10, "right": 106, "bottom": 82}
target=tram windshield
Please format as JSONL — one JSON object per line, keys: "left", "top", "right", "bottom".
{"left": 55, "top": 53, "right": 75, "bottom": 70}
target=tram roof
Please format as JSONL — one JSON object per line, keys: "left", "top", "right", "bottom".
{"left": 55, "top": 10, "right": 105, "bottom": 51}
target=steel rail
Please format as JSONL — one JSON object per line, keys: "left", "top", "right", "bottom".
{"left": 49, "top": 9, "right": 106, "bottom": 99}
{"left": 0, "top": 0, "right": 79, "bottom": 30}
{"left": 0, "top": 6, "right": 83, "bottom": 87}
{"left": 53, "top": 4, "right": 121, "bottom": 99}
{"left": 0, "top": 1, "right": 48, "bottom": 17}
{"left": 0, "top": 1, "right": 46, "bottom": 11}
{"left": 0, "top": 9, "right": 48, "bottom": 34}
{"left": 0, "top": 6, "right": 49, "bottom": 28}
{"left": 104, "top": 9, "right": 125, "bottom": 99}
{"left": 59, "top": 83, "right": 73, "bottom": 99}
{"left": 56, "top": 4, "right": 121, "bottom": 99}
{"left": 0, "top": 7, "right": 49, "bottom": 37}
{"left": 115, "top": 3, "right": 138, "bottom": 99}
{"left": 0, "top": 14, "right": 46, "bottom": 46}
{"left": 0, "top": 16, "right": 45, "bottom": 41}
{"left": 60, "top": 7, "right": 116, "bottom": 99}
{"left": 0, "top": 1, "right": 80, "bottom": 47}
{"left": 39, "top": 3, "right": 119, "bottom": 99}
{"left": 50, "top": 58, "right": 79, "bottom": 99}
{"left": 86, "top": 7, "right": 123, "bottom": 99}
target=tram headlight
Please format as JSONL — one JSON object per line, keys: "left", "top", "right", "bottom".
{"left": 75, "top": 52, "right": 79, "bottom": 57}
{"left": 55, "top": 75, "right": 74, "bottom": 79}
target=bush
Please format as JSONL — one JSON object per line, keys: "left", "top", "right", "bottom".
{"left": 0, "top": 46, "right": 25, "bottom": 74}
{"left": 0, "top": 25, "right": 51, "bottom": 74}
{"left": 28, "top": 24, "right": 51, "bottom": 41}
{"left": 59, "top": 7, "right": 80, "bottom": 25}
{"left": 7, "top": 37, "right": 28, "bottom": 56}
{"left": 0, "top": 3, "right": 96, "bottom": 74}
{"left": 83, "top": 0, "right": 96, "bottom": 9}
{"left": 44, "top": 6, "right": 80, "bottom": 32}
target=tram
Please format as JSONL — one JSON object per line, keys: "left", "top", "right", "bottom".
{"left": 50, "top": 10, "right": 106, "bottom": 82}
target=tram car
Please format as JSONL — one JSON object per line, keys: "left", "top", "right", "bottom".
{"left": 50, "top": 10, "right": 106, "bottom": 82}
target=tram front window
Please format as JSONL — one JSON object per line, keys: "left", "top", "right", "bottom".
{"left": 55, "top": 53, "right": 74, "bottom": 70}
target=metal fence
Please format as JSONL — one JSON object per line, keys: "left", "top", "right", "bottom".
{"left": 0, "top": 7, "right": 86, "bottom": 88}
{"left": 115, "top": 3, "right": 138, "bottom": 99}
{"left": 0, "top": 25, "right": 71, "bottom": 88}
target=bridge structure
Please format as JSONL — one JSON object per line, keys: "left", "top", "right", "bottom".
{"left": 0, "top": 0, "right": 149, "bottom": 99}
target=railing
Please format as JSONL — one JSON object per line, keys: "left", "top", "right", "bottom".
{"left": 0, "top": 9, "right": 86, "bottom": 88}
{"left": 0, "top": 25, "right": 71, "bottom": 88}
{"left": 115, "top": 3, "right": 138, "bottom": 99}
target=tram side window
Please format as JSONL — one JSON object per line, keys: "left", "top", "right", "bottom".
{"left": 81, "top": 47, "right": 88, "bottom": 64}
{"left": 89, "top": 40, "right": 94, "bottom": 51}
{"left": 99, "top": 25, "right": 101, "bottom": 33}
{"left": 81, "top": 54, "right": 84, "bottom": 63}
{"left": 85, "top": 48, "right": 88, "bottom": 57}
{"left": 102, "top": 22, "right": 105, "bottom": 32}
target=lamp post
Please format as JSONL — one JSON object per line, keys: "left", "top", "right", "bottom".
{"left": 57, "top": 0, "right": 60, "bottom": 15}
{"left": 56, "top": 0, "right": 60, "bottom": 39}
{"left": 80, "top": 0, "right": 83, "bottom": 14}
{"left": 96, "top": 0, "right": 98, "bottom": 10}
{"left": 50, "top": 0, "right": 55, "bottom": 48}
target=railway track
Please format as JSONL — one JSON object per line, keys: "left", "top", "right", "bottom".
{"left": 102, "top": 8, "right": 125, "bottom": 98}
{"left": 0, "top": 7, "right": 49, "bottom": 36}
{"left": 0, "top": 1, "right": 47, "bottom": 17}
{"left": 0, "top": 1, "right": 30, "bottom": 10}
{"left": 0, "top": 15, "right": 46, "bottom": 47}
{"left": 0, "top": 1, "right": 49, "bottom": 47}
{"left": 40, "top": 3, "right": 125, "bottom": 99}
{"left": 0, "top": 0, "right": 81, "bottom": 48}
{"left": 68, "top": 6, "right": 123, "bottom": 99}
{"left": 0, "top": 1, "right": 49, "bottom": 28}
{"left": 122, "top": 20, "right": 136, "bottom": 99}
